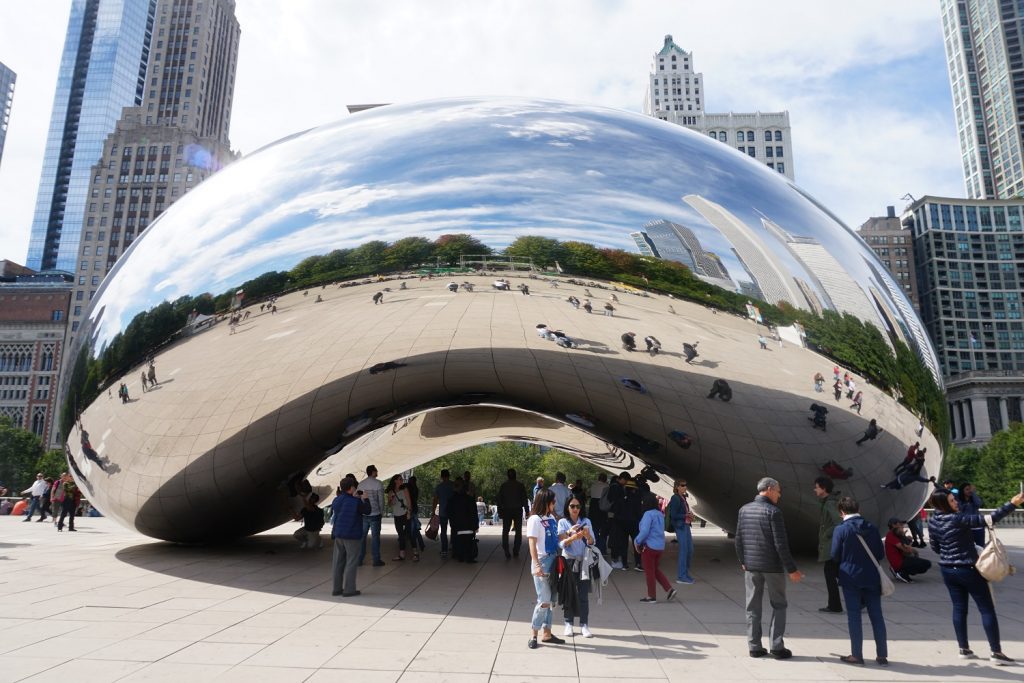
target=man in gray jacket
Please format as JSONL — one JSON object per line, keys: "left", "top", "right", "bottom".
{"left": 735, "top": 477, "right": 803, "bottom": 659}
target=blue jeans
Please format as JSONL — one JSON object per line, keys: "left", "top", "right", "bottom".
{"left": 25, "top": 496, "right": 41, "bottom": 519}
{"left": 941, "top": 565, "right": 1001, "bottom": 652}
{"left": 531, "top": 573, "right": 553, "bottom": 632}
{"left": 676, "top": 525, "right": 694, "bottom": 581}
{"left": 359, "top": 515, "right": 382, "bottom": 563}
{"left": 841, "top": 585, "right": 887, "bottom": 659}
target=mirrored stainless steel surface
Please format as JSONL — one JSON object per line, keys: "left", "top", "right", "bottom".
{"left": 62, "top": 97, "right": 943, "bottom": 544}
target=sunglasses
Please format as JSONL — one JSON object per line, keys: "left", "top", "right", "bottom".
{"left": 569, "top": 504, "right": 580, "bottom": 509}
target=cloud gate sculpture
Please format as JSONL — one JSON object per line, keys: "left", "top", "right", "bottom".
{"left": 61, "top": 98, "right": 944, "bottom": 545}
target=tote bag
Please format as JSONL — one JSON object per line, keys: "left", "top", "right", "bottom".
{"left": 856, "top": 534, "right": 895, "bottom": 597}
{"left": 976, "top": 515, "right": 1015, "bottom": 582}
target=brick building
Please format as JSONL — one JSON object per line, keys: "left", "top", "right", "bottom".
{"left": 0, "top": 263, "right": 72, "bottom": 447}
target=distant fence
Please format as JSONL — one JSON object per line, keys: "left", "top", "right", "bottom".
{"left": 922, "top": 508, "right": 1024, "bottom": 528}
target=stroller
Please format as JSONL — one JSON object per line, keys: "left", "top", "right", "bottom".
{"left": 808, "top": 403, "right": 828, "bottom": 431}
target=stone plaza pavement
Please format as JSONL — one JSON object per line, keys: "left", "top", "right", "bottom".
{"left": 2, "top": 518, "right": 1024, "bottom": 682}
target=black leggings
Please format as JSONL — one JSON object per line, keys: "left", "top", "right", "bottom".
{"left": 394, "top": 514, "right": 409, "bottom": 552}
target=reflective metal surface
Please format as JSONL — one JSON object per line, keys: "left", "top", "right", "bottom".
{"left": 62, "top": 97, "right": 943, "bottom": 544}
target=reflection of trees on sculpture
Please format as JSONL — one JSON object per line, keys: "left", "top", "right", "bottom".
{"left": 72, "top": 231, "right": 946, "bottom": 444}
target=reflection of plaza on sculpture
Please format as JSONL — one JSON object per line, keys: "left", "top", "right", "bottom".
{"left": 60, "top": 98, "right": 944, "bottom": 544}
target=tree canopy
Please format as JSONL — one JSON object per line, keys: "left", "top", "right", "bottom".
{"left": 941, "top": 422, "right": 1024, "bottom": 505}
{"left": 0, "top": 417, "right": 44, "bottom": 493}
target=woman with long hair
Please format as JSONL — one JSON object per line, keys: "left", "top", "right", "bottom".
{"left": 387, "top": 474, "right": 418, "bottom": 562}
{"left": 526, "top": 489, "right": 565, "bottom": 649}
{"left": 557, "top": 494, "right": 595, "bottom": 638}
{"left": 928, "top": 487, "right": 1024, "bottom": 664}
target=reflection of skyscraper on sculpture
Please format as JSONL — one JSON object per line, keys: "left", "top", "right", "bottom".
{"left": 863, "top": 257, "right": 942, "bottom": 381}
{"left": 759, "top": 216, "right": 886, "bottom": 334}
{"left": 632, "top": 220, "right": 735, "bottom": 290}
{"left": 683, "top": 195, "right": 806, "bottom": 309}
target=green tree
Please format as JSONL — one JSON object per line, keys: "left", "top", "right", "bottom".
{"left": 972, "top": 423, "right": 1024, "bottom": 504}
{"left": 35, "top": 449, "right": 67, "bottom": 479}
{"left": 433, "top": 234, "right": 491, "bottom": 265}
{"left": 504, "top": 236, "right": 566, "bottom": 268}
{"left": 385, "top": 236, "right": 435, "bottom": 269}
{"left": 348, "top": 240, "right": 389, "bottom": 270}
{"left": 0, "top": 417, "right": 44, "bottom": 492}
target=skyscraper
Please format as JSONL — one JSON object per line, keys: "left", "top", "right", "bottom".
{"left": 940, "top": 0, "right": 1024, "bottom": 199}
{"left": 67, "top": 0, "right": 240, "bottom": 334}
{"left": 904, "top": 195, "right": 1024, "bottom": 444}
{"left": 642, "top": 35, "right": 795, "bottom": 181}
{"left": 26, "top": 0, "right": 157, "bottom": 273}
{"left": 0, "top": 61, "right": 15, "bottom": 169}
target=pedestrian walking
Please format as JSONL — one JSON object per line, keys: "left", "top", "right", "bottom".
{"left": 432, "top": 469, "right": 455, "bottom": 559}
{"left": 140, "top": 372, "right": 148, "bottom": 392}
{"left": 55, "top": 473, "right": 80, "bottom": 532}
{"left": 588, "top": 473, "right": 609, "bottom": 553}
{"left": 635, "top": 494, "right": 677, "bottom": 603}
{"left": 758, "top": 335, "right": 768, "bottom": 350}
{"left": 387, "top": 474, "right": 417, "bottom": 562}
{"left": 603, "top": 302, "right": 615, "bottom": 317}
{"left": 850, "top": 391, "right": 863, "bottom": 414}
{"left": 21, "top": 473, "right": 48, "bottom": 522}
{"left": 331, "top": 476, "right": 371, "bottom": 597}
{"left": 856, "top": 419, "right": 883, "bottom": 446}
{"left": 928, "top": 487, "right": 1024, "bottom": 664}
{"left": 735, "top": 477, "right": 803, "bottom": 659}
{"left": 372, "top": 291, "right": 384, "bottom": 305}
{"left": 831, "top": 496, "right": 888, "bottom": 666}
{"left": 497, "top": 469, "right": 530, "bottom": 559}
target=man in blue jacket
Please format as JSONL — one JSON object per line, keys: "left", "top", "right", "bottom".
{"left": 332, "top": 476, "right": 371, "bottom": 597}
{"left": 831, "top": 496, "right": 888, "bottom": 666}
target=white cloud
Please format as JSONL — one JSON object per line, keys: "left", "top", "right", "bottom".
{"left": 0, "top": 0, "right": 962, "bottom": 262}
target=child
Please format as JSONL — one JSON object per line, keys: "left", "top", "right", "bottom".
{"left": 294, "top": 493, "right": 325, "bottom": 549}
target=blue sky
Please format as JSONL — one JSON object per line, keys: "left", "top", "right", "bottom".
{"left": 0, "top": 1, "right": 965, "bottom": 263}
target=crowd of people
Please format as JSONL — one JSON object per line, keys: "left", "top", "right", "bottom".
{"left": 7, "top": 471, "right": 84, "bottom": 532}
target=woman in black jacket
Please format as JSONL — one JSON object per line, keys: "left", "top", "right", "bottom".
{"left": 927, "top": 488, "right": 1024, "bottom": 664}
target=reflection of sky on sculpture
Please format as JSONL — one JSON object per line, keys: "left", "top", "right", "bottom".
{"left": 85, "top": 97, "right": 920, "bottom": 359}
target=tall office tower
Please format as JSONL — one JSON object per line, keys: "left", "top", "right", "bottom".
{"left": 857, "top": 206, "right": 919, "bottom": 307}
{"left": 631, "top": 220, "right": 733, "bottom": 290}
{"left": 903, "top": 196, "right": 1024, "bottom": 445}
{"left": 940, "top": 0, "right": 1024, "bottom": 199}
{"left": 26, "top": 0, "right": 157, "bottom": 272}
{"left": 68, "top": 0, "right": 240, "bottom": 334}
{"left": 0, "top": 61, "right": 15, "bottom": 169}
{"left": 642, "top": 35, "right": 795, "bottom": 181}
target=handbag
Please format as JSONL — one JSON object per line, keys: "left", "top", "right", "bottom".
{"left": 424, "top": 513, "right": 439, "bottom": 541}
{"left": 855, "top": 533, "right": 895, "bottom": 597}
{"left": 976, "top": 515, "right": 1015, "bottom": 582}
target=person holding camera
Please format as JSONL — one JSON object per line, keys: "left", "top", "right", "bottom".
{"left": 331, "top": 476, "right": 371, "bottom": 597}
{"left": 557, "top": 494, "right": 595, "bottom": 638}
{"left": 928, "top": 487, "right": 1024, "bottom": 664}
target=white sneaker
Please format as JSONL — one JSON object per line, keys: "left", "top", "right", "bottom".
{"left": 581, "top": 625, "right": 593, "bottom": 638}
{"left": 563, "top": 624, "right": 574, "bottom": 637}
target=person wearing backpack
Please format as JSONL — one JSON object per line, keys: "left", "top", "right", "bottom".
{"left": 830, "top": 496, "right": 888, "bottom": 667}
{"left": 928, "top": 487, "right": 1024, "bottom": 665}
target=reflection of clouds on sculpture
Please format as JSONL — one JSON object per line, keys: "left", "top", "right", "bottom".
{"left": 84, "top": 97, "right": 931, "bottom": 367}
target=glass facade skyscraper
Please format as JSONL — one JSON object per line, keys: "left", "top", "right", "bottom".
{"left": 941, "top": 0, "right": 1024, "bottom": 199}
{"left": 0, "top": 61, "right": 15, "bottom": 170}
{"left": 26, "top": 0, "right": 155, "bottom": 272}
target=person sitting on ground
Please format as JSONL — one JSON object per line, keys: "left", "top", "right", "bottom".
{"left": 707, "top": 378, "right": 732, "bottom": 401}
{"left": 293, "top": 493, "right": 325, "bottom": 549}
{"left": 620, "top": 332, "right": 636, "bottom": 351}
{"left": 884, "top": 518, "right": 931, "bottom": 583}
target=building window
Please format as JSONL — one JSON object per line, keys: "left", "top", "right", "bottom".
{"left": 764, "top": 131, "right": 772, "bottom": 141}
{"left": 777, "top": 163, "right": 785, "bottom": 174}
{"left": 774, "top": 130, "right": 782, "bottom": 141}
{"left": 737, "top": 131, "right": 745, "bottom": 142}
{"left": 775, "top": 146, "right": 783, "bottom": 157}
{"left": 719, "top": 131, "right": 727, "bottom": 142}
{"left": 747, "top": 148, "right": 756, "bottom": 157}
{"left": 766, "top": 147, "right": 774, "bottom": 157}
{"left": 71, "top": 321, "right": 79, "bottom": 332}
{"left": 51, "top": 310, "right": 62, "bottom": 321}
{"left": 73, "top": 306, "right": 82, "bottom": 316}
{"left": 76, "top": 291, "right": 84, "bottom": 301}
{"left": 91, "top": 276, "right": 100, "bottom": 286}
